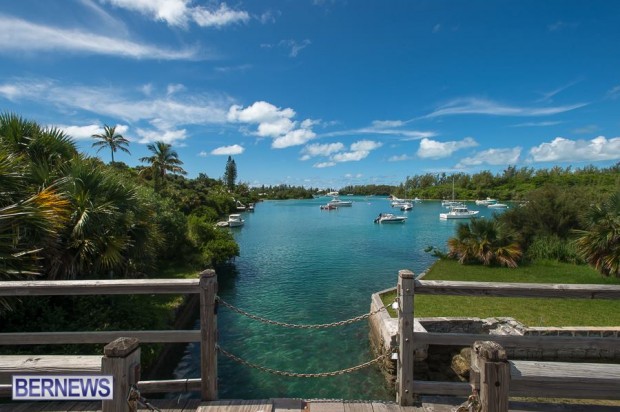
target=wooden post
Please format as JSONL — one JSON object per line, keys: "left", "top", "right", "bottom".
{"left": 470, "top": 341, "right": 510, "bottom": 412}
{"left": 101, "top": 337, "right": 140, "bottom": 412}
{"left": 397, "top": 269, "right": 415, "bottom": 406}
{"left": 199, "top": 269, "right": 218, "bottom": 400}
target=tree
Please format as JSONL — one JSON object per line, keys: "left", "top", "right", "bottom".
{"left": 447, "top": 218, "right": 522, "bottom": 267}
{"left": 575, "top": 191, "right": 620, "bottom": 277}
{"left": 224, "top": 156, "right": 237, "bottom": 190}
{"left": 91, "top": 125, "right": 130, "bottom": 163}
{"left": 139, "top": 141, "right": 186, "bottom": 191}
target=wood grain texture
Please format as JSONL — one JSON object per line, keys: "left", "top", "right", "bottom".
{"left": 0, "top": 279, "right": 200, "bottom": 296}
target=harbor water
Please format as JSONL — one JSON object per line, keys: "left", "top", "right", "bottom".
{"left": 173, "top": 197, "right": 505, "bottom": 400}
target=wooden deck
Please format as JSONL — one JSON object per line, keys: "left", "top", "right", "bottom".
{"left": 1, "top": 397, "right": 619, "bottom": 412}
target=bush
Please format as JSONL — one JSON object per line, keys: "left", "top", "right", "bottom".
{"left": 526, "top": 235, "right": 584, "bottom": 264}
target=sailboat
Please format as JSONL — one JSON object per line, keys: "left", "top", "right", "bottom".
{"left": 441, "top": 177, "right": 462, "bottom": 208}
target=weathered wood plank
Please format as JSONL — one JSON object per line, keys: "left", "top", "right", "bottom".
{"left": 0, "top": 279, "right": 200, "bottom": 297}
{"left": 199, "top": 270, "right": 217, "bottom": 401}
{"left": 415, "top": 280, "right": 620, "bottom": 299}
{"left": 0, "top": 330, "right": 200, "bottom": 345}
{"left": 0, "top": 355, "right": 102, "bottom": 384}
{"left": 137, "top": 378, "right": 201, "bottom": 393}
{"left": 412, "top": 380, "right": 470, "bottom": 396}
{"left": 509, "top": 360, "right": 620, "bottom": 400}
{"left": 413, "top": 331, "right": 618, "bottom": 351}
{"left": 196, "top": 399, "right": 234, "bottom": 412}
{"left": 343, "top": 402, "right": 374, "bottom": 412}
{"left": 370, "top": 402, "right": 404, "bottom": 412}
{"left": 307, "top": 400, "right": 344, "bottom": 412}
{"left": 397, "top": 270, "right": 415, "bottom": 406}
{"left": 272, "top": 398, "right": 302, "bottom": 412}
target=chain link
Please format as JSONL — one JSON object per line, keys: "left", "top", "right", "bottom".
{"left": 217, "top": 297, "right": 392, "bottom": 329}
{"left": 217, "top": 345, "right": 390, "bottom": 378}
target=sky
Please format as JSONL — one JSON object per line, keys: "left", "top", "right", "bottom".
{"left": 1, "top": 0, "right": 619, "bottom": 189}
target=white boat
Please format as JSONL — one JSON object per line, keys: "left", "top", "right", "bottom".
{"left": 235, "top": 200, "right": 246, "bottom": 211}
{"left": 441, "top": 200, "right": 463, "bottom": 208}
{"left": 329, "top": 198, "right": 352, "bottom": 207}
{"left": 326, "top": 191, "right": 339, "bottom": 197}
{"left": 487, "top": 202, "right": 508, "bottom": 209}
{"left": 247, "top": 203, "right": 255, "bottom": 212}
{"left": 374, "top": 213, "right": 407, "bottom": 223}
{"left": 228, "top": 214, "right": 245, "bottom": 227}
{"left": 439, "top": 206, "right": 479, "bottom": 220}
{"left": 320, "top": 203, "right": 338, "bottom": 210}
{"left": 475, "top": 197, "right": 498, "bottom": 205}
{"left": 400, "top": 202, "right": 413, "bottom": 211}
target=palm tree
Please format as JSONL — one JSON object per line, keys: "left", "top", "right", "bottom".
{"left": 447, "top": 218, "right": 522, "bottom": 267}
{"left": 92, "top": 125, "right": 130, "bottom": 163}
{"left": 575, "top": 191, "right": 620, "bottom": 277}
{"left": 139, "top": 141, "right": 186, "bottom": 191}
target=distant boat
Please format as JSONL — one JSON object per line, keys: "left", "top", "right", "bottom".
{"left": 487, "top": 202, "right": 508, "bottom": 209}
{"left": 439, "top": 206, "right": 479, "bottom": 220}
{"left": 228, "top": 214, "right": 245, "bottom": 227}
{"left": 235, "top": 200, "right": 246, "bottom": 211}
{"left": 326, "top": 191, "right": 339, "bottom": 197}
{"left": 400, "top": 202, "right": 413, "bottom": 211}
{"left": 320, "top": 203, "right": 338, "bottom": 210}
{"left": 475, "top": 197, "right": 498, "bottom": 205}
{"left": 247, "top": 203, "right": 255, "bottom": 212}
{"left": 329, "top": 198, "right": 353, "bottom": 207}
{"left": 374, "top": 213, "right": 407, "bottom": 224}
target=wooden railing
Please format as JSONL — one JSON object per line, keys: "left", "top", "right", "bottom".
{"left": 0, "top": 270, "right": 218, "bottom": 408}
{"left": 395, "top": 270, "right": 620, "bottom": 406}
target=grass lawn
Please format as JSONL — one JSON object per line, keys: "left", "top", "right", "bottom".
{"left": 381, "top": 259, "right": 620, "bottom": 327}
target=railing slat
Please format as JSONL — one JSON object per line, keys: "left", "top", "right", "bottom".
{"left": 413, "top": 331, "right": 618, "bottom": 351}
{"left": 415, "top": 280, "right": 620, "bottom": 299}
{"left": 0, "top": 279, "right": 200, "bottom": 296}
{"left": 0, "top": 330, "right": 200, "bottom": 345}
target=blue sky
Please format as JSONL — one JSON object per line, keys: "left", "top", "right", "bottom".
{"left": 1, "top": 0, "right": 619, "bottom": 189}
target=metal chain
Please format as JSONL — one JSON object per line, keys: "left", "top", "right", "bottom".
{"left": 453, "top": 389, "right": 481, "bottom": 412}
{"left": 217, "top": 297, "right": 393, "bottom": 329}
{"left": 217, "top": 345, "right": 390, "bottom": 378}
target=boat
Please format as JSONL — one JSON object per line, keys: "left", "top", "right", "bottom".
{"left": 439, "top": 206, "right": 479, "bottom": 220}
{"left": 227, "top": 214, "right": 245, "bottom": 227}
{"left": 329, "top": 198, "right": 352, "bottom": 207}
{"left": 374, "top": 213, "right": 407, "bottom": 223}
{"left": 487, "top": 202, "right": 508, "bottom": 209}
{"left": 326, "top": 191, "right": 339, "bottom": 197}
{"left": 475, "top": 197, "right": 498, "bottom": 205}
{"left": 442, "top": 177, "right": 462, "bottom": 208}
{"left": 400, "top": 202, "right": 413, "bottom": 211}
{"left": 235, "top": 200, "right": 246, "bottom": 211}
{"left": 320, "top": 203, "right": 338, "bottom": 210}
{"left": 247, "top": 203, "right": 255, "bottom": 212}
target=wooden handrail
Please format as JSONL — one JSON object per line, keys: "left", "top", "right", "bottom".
{"left": 415, "top": 279, "right": 620, "bottom": 299}
{"left": 0, "top": 278, "right": 200, "bottom": 296}
{"left": 0, "top": 330, "right": 200, "bottom": 345}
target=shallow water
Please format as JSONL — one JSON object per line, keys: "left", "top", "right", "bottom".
{"left": 173, "top": 197, "right": 504, "bottom": 400}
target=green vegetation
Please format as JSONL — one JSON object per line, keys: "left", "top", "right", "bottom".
{"left": 381, "top": 259, "right": 620, "bottom": 326}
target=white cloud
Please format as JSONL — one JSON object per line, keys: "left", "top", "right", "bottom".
{"left": 511, "top": 121, "right": 561, "bottom": 127}
{"left": 167, "top": 83, "right": 185, "bottom": 95}
{"left": 344, "top": 173, "right": 363, "bottom": 179}
{"left": 456, "top": 147, "right": 521, "bottom": 168}
{"left": 198, "top": 151, "right": 208, "bottom": 157}
{"left": 102, "top": 0, "right": 249, "bottom": 28}
{"left": 0, "top": 78, "right": 230, "bottom": 129}
{"left": 423, "top": 98, "right": 586, "bottom": 119}
{"left": 432, "top": 24, "right": 441, "bottom": 33}
{"left": 228, "top": 101, "right": 317, "bottom": 148}
{"left": 259, "top": 10, "right": 280, "bottom": 24}
{"left": 323, "top": 120, "right": 435, "bottom": 141}
{"left": 314, "top": 161, "right": 336, "bottom": 168}
{"left": 278, "top": 39, "right": 311, "bottom": 57}
{"left": 211, "top": 144, "right": 244, "bottom": 155}
{"left": 606, "top": 85, "right": 620, "bottom": 100}
{"left": 136, "top": 128, "right": 187, "bottom": 145}
{"left": 193, "top": 3, "right": 250, "bottom": 28}
{"left": 0, "top": 15, "right": 201, "bottom": 60}
{"left": 330, "top": 140, "right": 382, "bottom": 163}
{"left": 56, "top": 123, "right": 130, "bottom": 141}
{"left": 528, "top": 136, "right": 620, "bottom": 162}
{"left": 272, "top": 128, "right": 317, "bottom": 149}
{"left": 300, "top": 142, "right": 345, "bottom": 160}
{"left": 417, "top": 137, "right": 478, "bottom": 159}
{"left": 389, "top": 154, "right": 414, "bottom": 162}
{"left": 351, "top": 140, "right": 382, "bottom": 152}
{"left": 371, "top": 120, "right": 404, "bottom": 128}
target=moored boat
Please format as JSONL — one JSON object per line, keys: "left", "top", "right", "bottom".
{"left": 320, "top": 203, "right": 338, "bottom": 210}
{"left": 329, "top": 198, "right": 353, "bottom": 207}
{"left": 487, "top": 202, "right": 508, "bottom": 209}
{"left": 374, "top": 213, "right": 407, "bottom": 223}
{"left": 439, "top": 206, "right": 479, "bottom": 219}
{"left": 228, "top": 214, "right": 245, "bottom": 227}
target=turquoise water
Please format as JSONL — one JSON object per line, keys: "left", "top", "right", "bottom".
{"left": 174, "top": 197, "right": 504, "bottom": 400}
